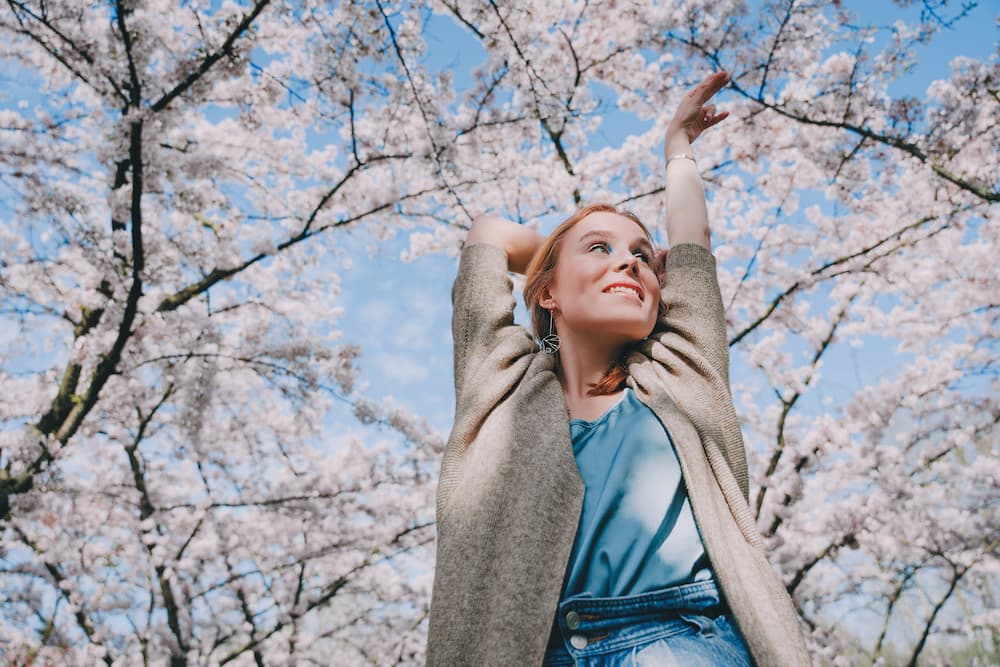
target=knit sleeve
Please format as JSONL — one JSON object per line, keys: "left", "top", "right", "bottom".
{"left": 655, "top": 243, "right": 730, "bottom": 385}
{"left": 450, "top": 243, "right": 535, "bottom": 406}
{"left": 646, "top": 243, "right": 749, "bottom": 500}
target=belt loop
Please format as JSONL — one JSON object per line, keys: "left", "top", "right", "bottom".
{"left": 680, "top": 612, "right": 717, "bottom": 637}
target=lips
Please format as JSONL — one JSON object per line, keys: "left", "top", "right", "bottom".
{"left": 602, "top": 281, "right": 644, "bottom": 301}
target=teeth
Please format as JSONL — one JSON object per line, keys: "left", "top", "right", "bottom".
{"left": 608, "top": 286, "right": 640, "bottom": 298}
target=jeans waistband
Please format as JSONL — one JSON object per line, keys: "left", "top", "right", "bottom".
{"left": 547, "top": 579, "right": 725, "bottom": 658}
{"left": 558, "top": 579, "right": 722, "bottom": 633}
{"left": 544, "top": 578, "right": 747, "bottom": 666}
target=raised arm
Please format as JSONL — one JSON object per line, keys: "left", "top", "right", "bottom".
{"left": 663, "top": 71, "right": 730, "bottom": 250}
{"left": 465, "top": 213, "right": 545, "bottom": 275}
{"left": 653, "top": 71, "right": 732, "bottom": 376}
{"left": 649, "top": 73, "right": 748, "bottom": 494}
{"left": 450, "top": 214, "right": 540, "bottom": 405}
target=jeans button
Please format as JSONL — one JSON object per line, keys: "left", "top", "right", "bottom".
{"left": 570, "top": 634, "right": 587, "bottom": 650}
{"left": 565, "top": 610, "right": 581, "bottom": 630}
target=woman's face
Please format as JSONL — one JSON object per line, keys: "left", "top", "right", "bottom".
{"left": 543, "top": 212, "right": 661, "bottom": 347}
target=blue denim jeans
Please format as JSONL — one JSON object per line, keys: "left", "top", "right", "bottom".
{"left": 542, "top": 579, "right": 752, "bottom": 667}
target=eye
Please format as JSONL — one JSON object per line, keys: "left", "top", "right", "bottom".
{"left": 588, "top": 242, "right": 611, "bottom": 254}
{"left": 633, "top": 249, "right": 651, "bottom": 263}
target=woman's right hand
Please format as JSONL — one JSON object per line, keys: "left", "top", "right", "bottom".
{"left": 466, "top": 214, "right": 545, "bottom": 275}
{"left": 665, "top": 71, "right": 730, "bottom": 149}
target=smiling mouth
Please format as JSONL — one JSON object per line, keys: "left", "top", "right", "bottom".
{"left": 604, "top": 285, "right": 643, "bottom": 301}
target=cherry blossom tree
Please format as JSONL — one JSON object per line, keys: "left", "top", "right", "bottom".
{"left": 1, "top": 0, "right": 996, "bottom": 665}
{"left": 0, "top": 1, "right": 459, "bottom": 664}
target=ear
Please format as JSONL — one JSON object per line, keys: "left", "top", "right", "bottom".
{"left": 538, "top": 286, "right": 557, "bottom": 311}
{"left": 654, "top": 249, "right": 669, "bottom": 281}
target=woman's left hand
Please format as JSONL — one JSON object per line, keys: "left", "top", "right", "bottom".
{"left": 666, "top": 71, "right": 730, "bottom": 146}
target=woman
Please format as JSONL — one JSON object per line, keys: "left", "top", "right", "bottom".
{"left": 427, "top": 72, "right": 810, "bottom": 666}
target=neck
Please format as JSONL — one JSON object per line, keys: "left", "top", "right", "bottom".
{"left": 553, "top": 324, "right": 624, "bottom": 399}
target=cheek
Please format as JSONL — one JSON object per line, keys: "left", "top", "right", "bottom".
{"left": 556, "top": 260, "right": 597, "bottom": 286}
{"left": 646, "top": 281, "right": 662, "bottom": 319}
{"left": 644, "top": 273, "right": 661, "bottom": 305}
{"left": 648, "top": 299, "right": 661, "bottom": 323}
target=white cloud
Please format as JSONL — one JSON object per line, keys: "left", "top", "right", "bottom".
{"left": 392, "top": 316, "right": 433, "bottom": 350}
{"left": 374, "top": 353, "right": 429, "bottom": 384}
{"left": 357, "top": 299, "right": 394, "bottom": 327}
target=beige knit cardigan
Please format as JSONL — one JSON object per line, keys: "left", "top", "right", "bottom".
{"left": 426, "top": 242, "right": 811, "bottom": 666}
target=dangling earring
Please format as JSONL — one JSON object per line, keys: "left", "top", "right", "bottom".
{"left": 541, "top": 309, "right": 560, "bottom": 354}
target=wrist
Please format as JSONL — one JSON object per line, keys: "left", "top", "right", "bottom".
{"left": 665, "top": 130, "right": 692, "bottom": 156}
{"left": 666, "top": 153, "right": 696, "bottom": 169}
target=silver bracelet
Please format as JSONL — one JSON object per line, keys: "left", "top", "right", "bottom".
{"left": 666, "top": 153, "right": 696, "bottom": 167}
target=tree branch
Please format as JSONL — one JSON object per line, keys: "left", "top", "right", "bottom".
{"left": 150, "top": 0, "right": 271, "bottom": 112}
{"left": 755, "top": 300, "right": 857, "bottom": 529}
{"left": 214, "top": 521, "right": 433, "bottom": 664}
{"left": 11, "top": 525, "right": 113, "bottom": 664}
{"left": 123, "top": 385, "right": 188, "bottom": 661}
{"left": 730, "top": 213, "right": 948, "bottom": 346}
{"left": 727, "top": 76, "right": 1000, "bottom": 203}
{"left": 156, "top": 179, "right": 443, "bottom": 313}
{"left": 5, "top": 0, "right": 129, "bottom": 105}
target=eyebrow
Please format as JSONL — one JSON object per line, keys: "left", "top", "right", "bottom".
{"left": 578, "top": 229, "right": 653, "bottom": 253}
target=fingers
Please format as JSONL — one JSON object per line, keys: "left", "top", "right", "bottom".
{"left": 698, "top": 104, "right": 721, "bottom": 127}
{"left": 669, "top": 71, "right": 731, "bottom": 142}
{"left": 708, "top": 110, "right": 729, "bottom": 128}
{"left": 696, "top": 71, "right": 730, "bottom": 103}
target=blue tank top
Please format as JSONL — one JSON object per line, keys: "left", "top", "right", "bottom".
{"left": 563, "top": 387, "right": 712, "bottom": 598}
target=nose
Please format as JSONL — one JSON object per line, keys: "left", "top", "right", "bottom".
{"left": 616, "top": 252, "right": 640, "bottom": 275}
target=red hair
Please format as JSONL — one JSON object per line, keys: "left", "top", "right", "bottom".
{"left": 523, "top": 203, "right": 666, "bottom": 396}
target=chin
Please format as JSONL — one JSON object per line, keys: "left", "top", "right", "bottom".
{"left": 595, "top": 323, "right": 654, "bottom": 347}
{"left": 624, "top": 330, "right": 652, "bottom": 346}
